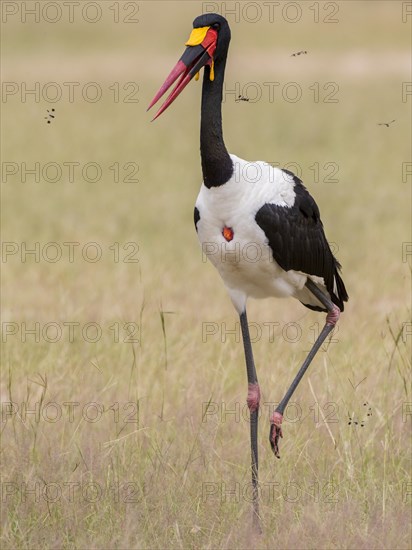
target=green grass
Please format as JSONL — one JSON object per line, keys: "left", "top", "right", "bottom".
{"left": 1, "top": 1, "right": 411, "bottom": 548}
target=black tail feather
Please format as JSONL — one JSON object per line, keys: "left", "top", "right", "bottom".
{"left": 331, "top": 267, "right": 348, "bottom": 312}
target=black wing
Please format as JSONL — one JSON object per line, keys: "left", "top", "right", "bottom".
{"left": 255, "top": 170, "right": 348, "bottom": 311}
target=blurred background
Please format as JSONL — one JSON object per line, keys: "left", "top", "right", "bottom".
{"left": 1, "top": 1, "right": 411, "bottom": 548}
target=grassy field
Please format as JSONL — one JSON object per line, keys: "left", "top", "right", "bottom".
{"left": 1, "top": 1, "right": 411, "bottom": 548}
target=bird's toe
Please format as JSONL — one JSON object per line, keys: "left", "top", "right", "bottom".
{"left": 269, "top": 411, "right": 283, "bottom": 458}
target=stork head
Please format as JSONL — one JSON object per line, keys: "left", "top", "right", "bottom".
{"left": 147, "top": 13, "right": 230, "bottom": 120}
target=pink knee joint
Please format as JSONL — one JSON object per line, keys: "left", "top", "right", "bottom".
{"left": 326, "top": 305, "right": 340, "bottom": 326}
{"left": 247, "top": 383, "right": 261, "bottom": 413}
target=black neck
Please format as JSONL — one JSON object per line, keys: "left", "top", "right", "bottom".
{"left": 200, "top": 58, "right": 233, "bottom": 188}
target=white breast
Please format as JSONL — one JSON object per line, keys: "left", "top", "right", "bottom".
{"left": 195, "top": 154, "right": 308, "bottom": 312}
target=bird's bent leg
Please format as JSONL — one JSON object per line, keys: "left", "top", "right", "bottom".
{"left": 239, "top": 310, "right": 260, "bottom": 529}
{"left": 270, "top": 279, "right": 340, "bottom": 458}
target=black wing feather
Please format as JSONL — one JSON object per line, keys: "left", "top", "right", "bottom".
{"left": 255, "top": 171, "right": 348, "bottom": 311}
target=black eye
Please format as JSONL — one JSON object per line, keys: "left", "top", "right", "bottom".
{"left": 212, "top": 23, "right": 220, "bottom": 29}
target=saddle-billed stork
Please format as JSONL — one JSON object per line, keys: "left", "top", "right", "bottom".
{"left": 148, "top": 13, "right": 348, "bottom": 523}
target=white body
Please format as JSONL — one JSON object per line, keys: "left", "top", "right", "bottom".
{"left": 195, "top": 154, "right": 326, "bottom": 313}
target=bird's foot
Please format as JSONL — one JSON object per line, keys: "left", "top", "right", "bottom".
{"left": 247, "top": 383, "right": 261, "bottom": 413}
{"left": 269, "top": 411, "right": 283, "bottom": 458}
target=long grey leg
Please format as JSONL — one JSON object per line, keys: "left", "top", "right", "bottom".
{"left": 270, "top": 279, "right": 340, "bottom": 457}
{"left": 239, "top": 310, "right": 261, "bottom": 529}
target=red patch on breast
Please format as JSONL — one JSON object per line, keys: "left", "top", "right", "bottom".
{"left": 222, "top": 226, "right": 234, "bottom": 242}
